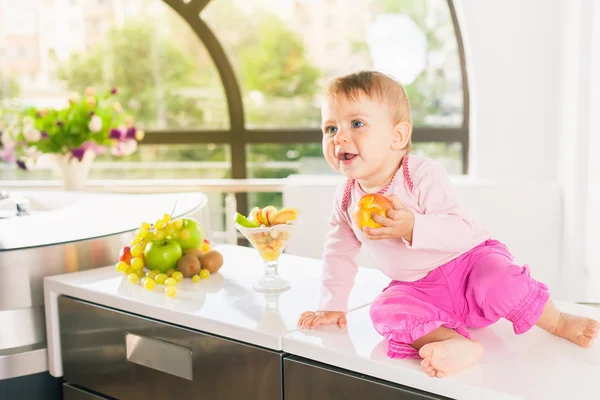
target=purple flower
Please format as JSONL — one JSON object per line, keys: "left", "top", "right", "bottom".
{"left": 125, "top": 126, "right": 136, "bottom": 140}
{"left": 41, "top": 131, "right": 48, "bottom": 139}
{"left": 16, "top": 160, "right": 27, "bottom": 170}
{"left": 56, "top": 121, "right": 64, "bottom": 127}
{"left": 71, "top": 147, "right": 86, "bottom": 162}
{"left": 0, "top": 146, "right": 16, "bottom": 163}
{"left": 111, "top": 87, "right": 118, "bottom": 95}
{"left": 71, "top": 141, "right": 106, "bottom": 161}
{"left": 109, "top": 128, "right": 122, "bottom": 140}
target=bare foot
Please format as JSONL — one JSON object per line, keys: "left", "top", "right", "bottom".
{"left": 419, "top": 338, "right": 483, "bottom": 378}
{"left": 552, "top": 313, "right": 600, "bottom": 348}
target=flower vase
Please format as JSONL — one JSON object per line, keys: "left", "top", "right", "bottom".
{"left": 52, "top": 151, "right": 95, "bottom": 191}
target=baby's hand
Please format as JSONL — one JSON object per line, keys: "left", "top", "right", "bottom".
{"left": 363, "top": 195, "right": 414, "bottom": 242}
{"left": 297, "top": 310, "right": 347, "bottom": 329}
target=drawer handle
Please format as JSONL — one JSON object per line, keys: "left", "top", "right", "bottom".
{"left": 125, "top": 333, "right": 193, "bottom": 381}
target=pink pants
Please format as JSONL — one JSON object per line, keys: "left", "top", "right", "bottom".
{"left": 369, "top": 239, "right": 550, "bottom": 359}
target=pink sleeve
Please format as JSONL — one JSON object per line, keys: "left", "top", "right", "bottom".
{"left": 405, "top": 162, "right": 477, "bottom": 252}
{"left": 318, "top": 190, "right": 362, "bottom": 313}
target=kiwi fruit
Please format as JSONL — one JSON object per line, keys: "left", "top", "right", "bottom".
{"left": 200, "top": 250, "right": 223, "bottom": 273}
{"left": 185, "top": 248, "right": 204, "bottom": 260}
{"left": 177, "top": 254, "right": 201, "bottom": 277}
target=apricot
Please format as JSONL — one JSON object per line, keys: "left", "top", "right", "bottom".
{"left": 353, "top": 193, "right": 393, "bottom": 230}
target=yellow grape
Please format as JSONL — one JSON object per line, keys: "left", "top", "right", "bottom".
{"left": 145, "top": 231, "right": 155, "bottom": 241}
{"left": 180, "top": 229, "right": 190, "bottom": 240}
{"left": 116, "top": 261, "right": 128, "bottom": 273}
{"left": 128, "top": 273, "right": 139, "bottom": 284}
{"left": 172, "top": 219, "right": 183, "bottom": 230}
{"left": 199, "top": 269, "right": 210, "bottom": 279}
{"left": 141, "top": 222, "right": 151, "bottom": 231}
{"left": 155, "top": 273, "right": 167, "bottom": 284}
{"left": 165, "top": 268, "right": 175, "bottom": 277}
{"left": 146, "top": 270, "right": 159, "bottom": 279}
{"left": 140, "top": 277, "right": 148, "bottom": 286}
{"left": 163, "top": 213, "right": 171, "bottom": 222}
{"left": 192, "top": 275, "right": 201, "bottom": 283}
{"left": 172, "top": 271, "right": 183, "bottom": 282}
{"left": 144, "top": 278, "right": 156, "bottom": 291}
{"left": 126, "top": 267, "right": 135, "bottom": 275}
{"left": 165, "top": 286, "right": 177, "bottom": 297}
{"left": 154, "top": 230, "right": 165, "bottom": 240}
{"left": 155, "top": 219, "right": 166, "bottom": 230}
{"left": 131, "top": 236, "right": 141, "bottom": 245}
{"left": 130, "top": 244, "right": 143, "bottom": 257}
{"left": 135, "top": 269, "right": 145, "bottom": 278}
{"left": 131, "top": 257, "right": 144, "bottom": 270}
{"left": 164, "top": 278, "right": 177, "bottom": 286}
{"left": 164, "top": 224, "right": 175, "bottom": 237}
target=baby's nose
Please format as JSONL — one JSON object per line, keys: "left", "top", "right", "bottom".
{"left": 334, "top": 129, "right": 350, "bottom": 143}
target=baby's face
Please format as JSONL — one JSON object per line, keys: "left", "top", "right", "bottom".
{"left": 321, "top": 92, "right": 397, "bottom": 180}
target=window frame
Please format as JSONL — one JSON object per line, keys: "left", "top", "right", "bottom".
{"left": 152, "top": 0, "right": 470, "bottom": 212}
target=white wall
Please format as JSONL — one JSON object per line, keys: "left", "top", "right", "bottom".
{"left": 455, "top": 0, "right": 561, "bottom": 182}
{"left": 455, "top": 0, "right": 599, "bottom": 301}
{"left": 584, "top": 1, "right": 600, "bottom": 289}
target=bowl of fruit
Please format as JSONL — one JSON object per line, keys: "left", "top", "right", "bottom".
{"left": 234, "top": 206, "right": 299, "bottom": 292}
{"left": 115, "top": 213, "right": 223, "bottom": 298}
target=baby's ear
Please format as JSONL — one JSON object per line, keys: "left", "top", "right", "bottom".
{"left": 391, "top": 121, "right": 411, "bottom": 150}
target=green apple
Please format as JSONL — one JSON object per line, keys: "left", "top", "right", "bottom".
{"left": 176, "top": 218, "right": 204, "bottom": 252}
{"left": 144, "top": 239, "right": 183, "bottom": 273}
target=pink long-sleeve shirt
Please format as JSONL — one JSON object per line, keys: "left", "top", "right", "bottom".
{"left": 319, "top": 155, "right": 491, "bottom": 312}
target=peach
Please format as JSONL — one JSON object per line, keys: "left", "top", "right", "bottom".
{"left": 353, "top": 193, "right": 393, "bottom": 230}
{"left": 271, "top": 208, "right": 299, "bottom": 225}
{"left": 261, "top": 206, "right": 278, "bottom": 226}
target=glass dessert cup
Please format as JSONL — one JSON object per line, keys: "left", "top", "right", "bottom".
{"left": 235, "top": 222, "right": 298, "bottom": 292}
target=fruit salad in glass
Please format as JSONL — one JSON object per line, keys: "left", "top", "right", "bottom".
{"left": 235, "top": 206, "right": 299, "bottom": 292}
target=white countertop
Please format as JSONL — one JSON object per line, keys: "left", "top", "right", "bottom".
{"left": 44, "top": 244, "right": 600, "bottom": 400}
{"left": 284, "top": 302, "right": 600, "bottom": 400}
{"left": 1, "top": 191, "right": 205, "bottom": 251}
{"left": 44, "top": 244, "right": 390, "bottom": 377}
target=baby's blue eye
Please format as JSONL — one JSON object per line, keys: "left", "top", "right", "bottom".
{"left": 325, "top": 126, "right": 337, "bottom": 134}
{"left": 351, "top": 120, "right": 364, "bottom": 128}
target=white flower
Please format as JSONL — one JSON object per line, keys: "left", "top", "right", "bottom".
{"left": 23, "top": 124, "right": 41, "bottom": 142}
{"left": 1, "top": 130, "right": 15, "bottom": 147}
{"left": 120, "top": 139, "right": 137, "bottom": 156}
{"left": 88, "top": 115, "right": 103, "bottom": 132}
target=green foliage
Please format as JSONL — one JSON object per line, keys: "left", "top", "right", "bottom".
{"left": 56, "top": 20, "right": 203, "bottom": 129}
{"left": 240, "top": 14, "right": 320, "bottom": 98}
{"left": 6, "top": 88, "right": 129, "bottom": 161}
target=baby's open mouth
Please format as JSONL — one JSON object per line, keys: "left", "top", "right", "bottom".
{"left": 337, "top": 152, "right": 358, "bottom": 161}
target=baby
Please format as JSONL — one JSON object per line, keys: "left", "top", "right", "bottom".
{"left": 297, "top": 70, "right": 600, "bottom": 378}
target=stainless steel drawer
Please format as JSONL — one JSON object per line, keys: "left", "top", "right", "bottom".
{"left": 63, "top": 383, "right": 111, "bottom": 400}
{"left": 284, "top": 356, "right": 450, "bottom": 400}
{"left": 58, "top": 296, "right": 282, "bottom": 400}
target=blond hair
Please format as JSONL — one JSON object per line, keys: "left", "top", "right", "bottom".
{"left": 326, "top": 70, "right": 413, "bottom": 151}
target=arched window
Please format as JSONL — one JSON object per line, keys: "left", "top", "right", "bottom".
{"left": 0, "top": 0, "right": 468, "bottom": 212}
